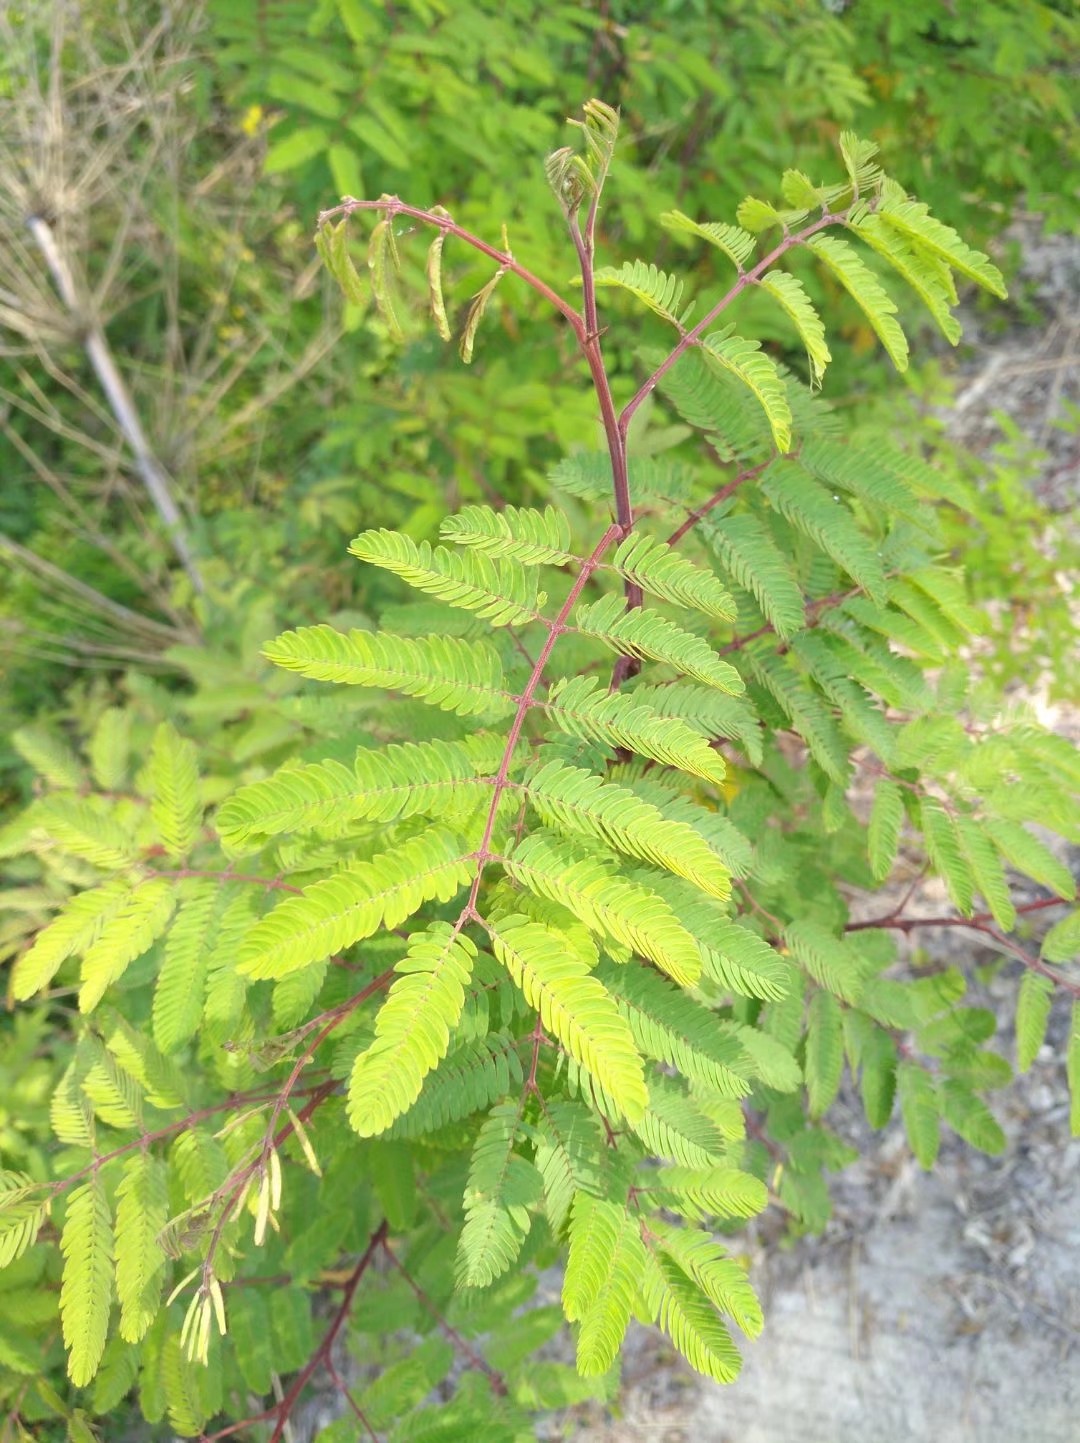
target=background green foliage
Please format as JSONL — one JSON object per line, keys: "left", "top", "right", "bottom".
{"left": 0, "top": 2, "right": 1077, "bottom": 1440}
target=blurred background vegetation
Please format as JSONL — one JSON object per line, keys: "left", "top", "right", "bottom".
{"left": 0, "top": 2, "right": 1076, "bottom": 1433}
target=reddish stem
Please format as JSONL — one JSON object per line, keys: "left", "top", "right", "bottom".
{"left": 666, "top": 458, "right": 772, "bottom": 547}
{"left": 198, "top": 1221, "right": 389, "bottom": 1443}
{"left": 322, "top": 196, "right": 584, "bottom": 334}
{"left": 847, "top": 898, "right": 1079, "bottom": 997}
{"left": 381, "top": 1236, "right": 505, "bottom": 1394}
{"left": 619, "top": 207, "right": 854, "bottom": 439}
{"left": 462, "top": 521, "right": 622, "bottom": 914}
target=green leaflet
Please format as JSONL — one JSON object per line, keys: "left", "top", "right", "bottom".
{"left": 736, "top": 194, "right": 807, "bottom": 234}
{"left": 60, "top": 1177, "right": 114, "bottom": 1387}
{"left": 592, "top": 260, "right": 689, "bottom": 327}
{"left": 388, "top": 1033, "right": 524, "bottom": 1139}
{"left": 79, "top": 881, "right": 176, "bottom": 1013}
{"left": 760, "top": 462, "right": 886, "bottom": 603}
{"left": 1042, "top": 910, "right": 1080, "bottom": 964}
{"left": 439, "top": 504, "right": 575, "bottom": 566}
{"left": 867, "top": 780, "right": 905, "bottom": 882}
{"left": 629, "top": 1074, "right": 731, "bottom": 1166}
{"left": 237, "top": 827, "right": 473, "bottom": 978}
{"left": 745, "top": 649, "right": 851, "bottom": 785}
{"left": 152, "top": 881, "right": 226, "bottom": 1054}
{"left": 628, "top": 682, "right": 763, "bottom": 767}
{"left": 114, "top": 1155, "right": 168, "bottom": 1344}
{"left": 503, "top": 831, "right": 703, "bottom": 987}
{"left": 781, "top": 167, "right": 846, "bottom": 210}
{"left": 940, "top": 1081, "right": 1005, "bottom": 1156}
{"left": 563, "top": 1194, "right": 645, "bottom": 1375}
{"left": 784, "top": 920, "right": 867, "bottom": 1005}
{"left": 1015, "top": 972, "right": 1053, "bottom": 1074}
{"left": 876, "top": 184, "right": 1007, "bottom": 298}
{"left": 218, "top": 735, "right": 502, "bottom": 847}
{"left": 838, "top": 131, "right": 883, "bottom": 192}
{"left": 264, "top": 625, "right": 514, "bottom": 718}
{"left": 757, "top": 269, "right": 831, "bottom": 386}
{"left": 549, "top": 450, "right": 697, "bottom": 505}
{"left": 148, "top": 723, "right": 201, "bottom": 858}
{"left": 545, "top": 675, "right": 728, "bottom": 784}
{"left": 805, "top": 989, "right": 844, "bottom": 1117}
{"left": 659, "top": 210, "right": 756, "bottom": 269}
{"left": 919, "top": 798, "right": 975, "bottom": 915}
{"left": 532, "top": 1100, "right": 609, "bottom": 1234}
{"left": 898, "top": 1061, "right": 940, "bottom": 1169}
{"left": 701, "top": 920, "right": 791, "bottom": 1002}
{"left": 701, "top": 512, "right": 805, "bottom": 641}
{"left": 983, "top": 818, "right": 1076, "bottom": 901}
{"left": 348, "top": 923, "right": 477, "bottom": 1136}
{"left": 655, "top": 1228, "right": 763, "bottom": 1340}
{"left": 701, "top": 331, "right": 792, "bottom": 453}
{"left": 523, "top": 759, "right": 731, "bottom": 898}
{"left": 847, "top": 1014, "right": 897, "bottom": 1128}
{"left": 456, "top": 1102, "right": 543, "bottom": 1288}
{"left": 349, "top": 529, "right": 542, "bottom": 627}
{"left": 611, "top": 532, "right": 736, "bottom": 621}
{"left": 0, "top": 1172, "right": 51, "bottom": 1269}
{"left": 11, "top": 878, "right": 134, "bottom": 1000}
{"left": 88, "top": 708, "right": 131, "bottom": 791}
{"left": 644, "top": 1169, "right": 768, "bottom": 1227}
{"left": 807, "top": 233, "right": 909, "bottom": 371}
{"left": 488, "top": 915, "right": 648, "bottom": 1122}
{"left": 953, "top": 813, "right": 1015, "bottom": 931}
{"left": 11, "top": 724, "right": 85, "bottom": 789}
{"left": 575, "top": 593, "right": 744, "bottom": 694}
{"left": 791, "top": 631, "right": 896, "bottom": 764}
{"left": 598, "top": 961, "right": 752, "bottom": 1098}
{"left": 851, "top": 212, "right": 962, "bottom": 345}
{"left": 799, "top": 435, "right": 923, "bottom": 523}
{"left": 639, "top": 1249, "right": 743, "bottom": 1384}
{"left": 29, "top": 796, "right": 136, "bottom": 871}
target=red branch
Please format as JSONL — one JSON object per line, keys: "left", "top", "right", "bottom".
{"left": 322, "top": 196, "right": 584, "bottom": 335}
{"left": 666, "top": 458, "right": 772, "bottom": 547}
{"left": 46, "top": 1081, "right": 332, "bottom": 1199}
{"left": 462, "top": 521, "right": 622, "bottom": 914}
{"left": 198, "top": 1221, "right": 389, "bottom": 1443}
{"left": 381, "top": 1236, "right": 505, "bottom": 1394}
{"left": 618, "top": 204, "right": 861, "bottom": 438}
{"left": 847, "top": 896, "right": 1080, "bottom": 997}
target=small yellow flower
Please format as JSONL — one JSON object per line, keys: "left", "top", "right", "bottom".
{"left": 240, "top": 104, "right": 264, "bottom": 138}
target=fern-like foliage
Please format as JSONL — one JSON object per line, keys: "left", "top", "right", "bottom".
{"left": 6, "top": 110, "right": 1076, "bottom": 1440}
{"left": 701, "top": 331, "right": 793, "bottom": 452}
{"left": 592, "top": 261, "right": 691, "bottom": 328}
{"left": 349, "top": 923, "right": 477, "bottom": 1136}
{"left": 611, "top": 533, "right": 736, "bottom": 620}
{"left": 488, "top": 914, "right": 648, "bottom": 1120}
{"left": 439, "top": 504, "right": 576, "bottom": 566}
{"left": 575, "top": 593, "right": 744, "bottom": 692}
{"left": 264, "top": 625, "right": 514, "bottom": 717}
{"left": 349, "top": 528, "right": 543, "bottom": 626}
{"left": 59, "top": 1178, "right": 114, "bottom": 1388}
{"left": 237, "top": 827, "right": 473, "bottom": 978}
{"left": 563, "top": 1194, "right": 645, "bottom": 1374}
